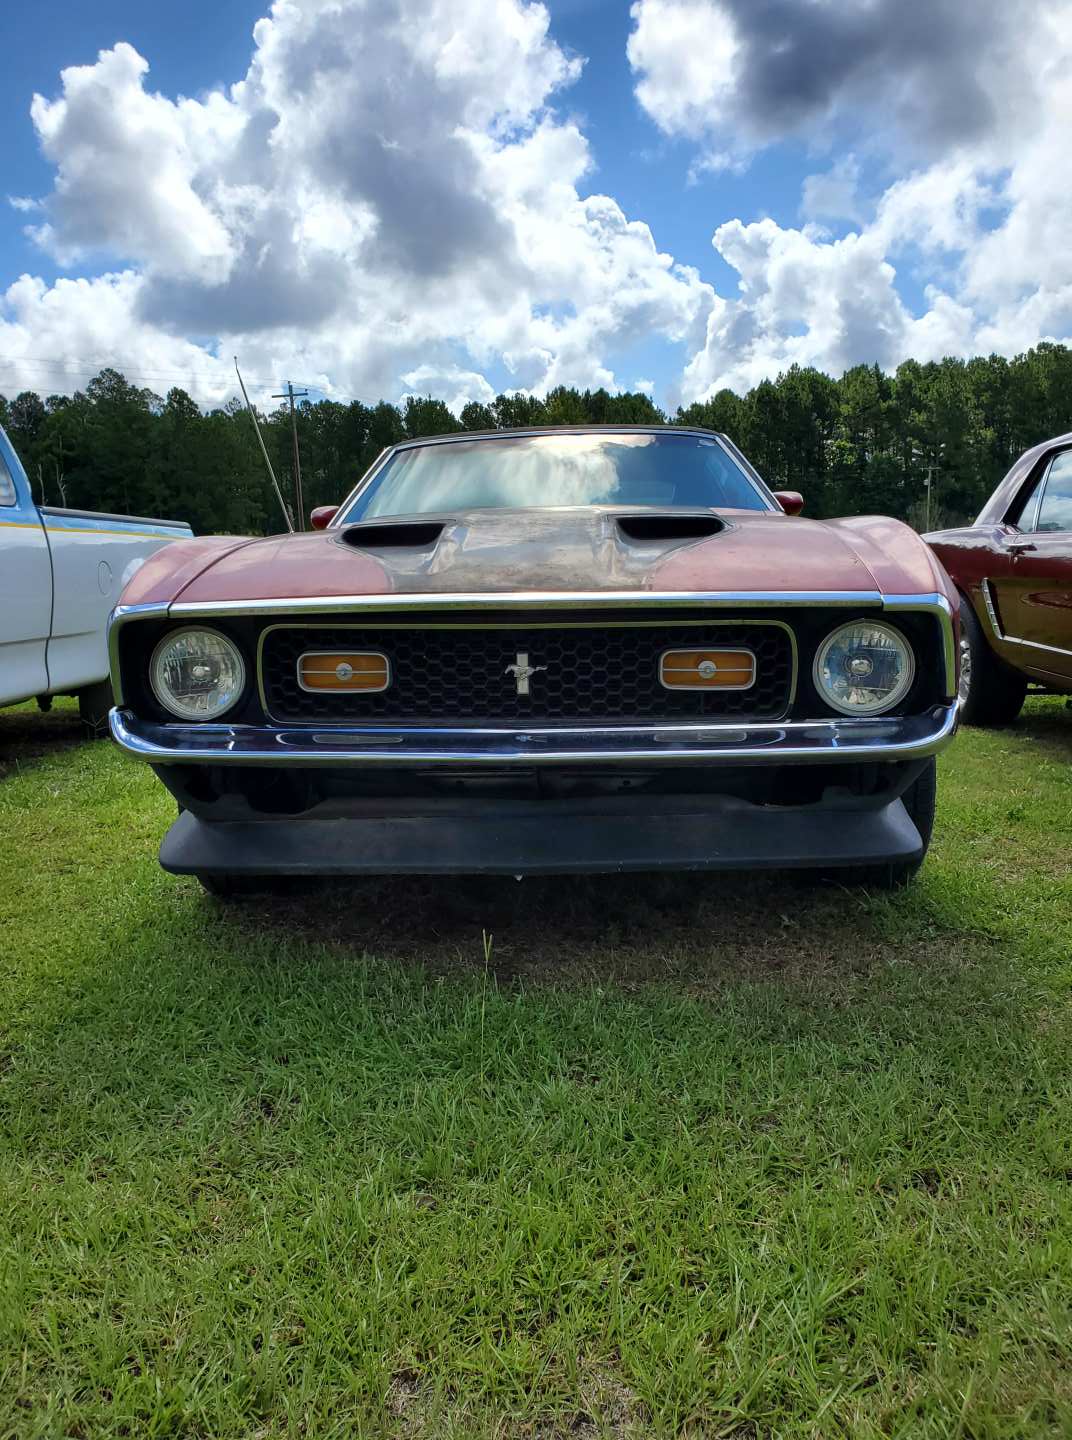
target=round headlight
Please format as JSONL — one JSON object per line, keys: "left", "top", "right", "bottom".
{"left": 813, "top": 621, "right": 915, "bottom": 717}
{"left": 150, "top": 628, "right": 246, "bottom": 721}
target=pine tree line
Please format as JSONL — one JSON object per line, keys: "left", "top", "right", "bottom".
{"left": 3, "top": 343, "right": 1072, "bottom": 535}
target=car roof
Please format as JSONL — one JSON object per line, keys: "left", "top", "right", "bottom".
{"left": 977, "top": 428, "right": 1072, "bottom": 525}
{"left": 389, "top": 425, "right": 725, "bottom": 451}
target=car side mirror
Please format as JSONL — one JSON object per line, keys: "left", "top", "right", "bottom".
{"left": 773, "top": 490, "right": 804, "bottom": 516}
{"left": 310, "top": 505, "right": 339, "bottom": 530}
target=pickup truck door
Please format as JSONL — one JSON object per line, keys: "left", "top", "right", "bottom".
{"left": 988, "top": 448, "right": 1072, "bottom": 683}
{"left": 0, "top": 433, "right": 52, "bottom": 708}
{"left": 41, "top": 509, "right": 191, "bottom": 695}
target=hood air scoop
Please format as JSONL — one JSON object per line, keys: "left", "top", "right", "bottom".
{"left": 615, "top": 513, "right": 724, "bottom": 542}
{"left": 340, "top": 519, "right": 446, "bottom": 549}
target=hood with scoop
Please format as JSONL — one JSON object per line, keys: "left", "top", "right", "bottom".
{"left": 120, "top": 504, "right": 947, "bottom": 607}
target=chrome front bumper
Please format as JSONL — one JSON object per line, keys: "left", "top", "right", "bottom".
{"left": 109, "top": 701, "right": 958, "bottom": 768}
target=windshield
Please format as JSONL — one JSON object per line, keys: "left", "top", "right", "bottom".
{"left": 337, "top": 431, "right": 771, "bottom": 522}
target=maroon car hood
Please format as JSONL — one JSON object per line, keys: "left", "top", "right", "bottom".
{"left": 157, "top": 507, "right": 907, "bottom": 604}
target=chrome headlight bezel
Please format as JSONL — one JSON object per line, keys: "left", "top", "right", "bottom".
{"left": 149, "top": 627, "right": 247, "bottom": 722}
{"left": 812, "top": 620, "right": 916, "bottom": 718}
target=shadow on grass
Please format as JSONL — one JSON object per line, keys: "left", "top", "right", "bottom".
{"left": 994, "top": 694, "right": 1072, "bottom": 757}
{"left": 5, "top": 854, "right": 1037, "bottom": 1210}
{"left": 188, "top": 862, "right": 988, "bottom": 1000}
{"left": 0, "top": 699, "right": 87, "bottom": 780}
{"left": 3, "top": 857, "right": 1059, "bottom": 1440}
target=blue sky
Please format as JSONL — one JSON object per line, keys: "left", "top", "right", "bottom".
{"left": 1, "top": 0, "right": 1068, "bottom": 413}
{"left": 2, "top": 3, "right": 263, "bottom": 276}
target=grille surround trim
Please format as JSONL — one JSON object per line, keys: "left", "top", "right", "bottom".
{"left": 257, "top": 617, "right": 797, "bottom": 727}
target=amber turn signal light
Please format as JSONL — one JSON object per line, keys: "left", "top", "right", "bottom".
{"left": 660, "top": 648, "right": 756, "bottom": 691}
{"left": 297, "top": 651, "right": 390, "bottom": 693}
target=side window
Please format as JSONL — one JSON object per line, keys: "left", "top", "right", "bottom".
{"left": 0, "top": 449, "right": 16, "bottom": 507}
{"left": 1008, "top": 468, "right": 1046, "bottom": 529}
{"left": 1035, "top": 451, "right": 1072, "bottom": 533}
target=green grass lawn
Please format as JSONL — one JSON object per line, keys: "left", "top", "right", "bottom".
{"left": 0, "top": 699, "right": 1070, "bottom": 1439}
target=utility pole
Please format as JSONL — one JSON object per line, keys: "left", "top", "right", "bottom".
{"left": 273, "top": 381, "right": 309, "bottom": 528}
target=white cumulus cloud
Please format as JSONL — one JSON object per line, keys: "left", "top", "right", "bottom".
{"left": 634, "top": 0, "right": 1072, "bottom": 402}
{"left": 5, "top": 0, "right": 1072, "bottom": 414}
{"left": 4, "top": 0, "right": 714, "bottom": 408}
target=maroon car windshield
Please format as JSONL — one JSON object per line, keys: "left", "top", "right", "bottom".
{"left": 338, "top": 432, "right": 773, "bottom": 522}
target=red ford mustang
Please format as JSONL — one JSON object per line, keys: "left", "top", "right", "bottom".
{"left": 926, "top": 432, "right": 1072, "bottom": 724}
{"left": 108, "top": 426, "right": 958, "bottom": 892}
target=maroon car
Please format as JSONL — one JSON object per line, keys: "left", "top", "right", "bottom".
{"left": 926, "top": 434, "right": 1072, "bottom": 724}
{"left": 107, "top": 426, "right": 959, "bottom": 891}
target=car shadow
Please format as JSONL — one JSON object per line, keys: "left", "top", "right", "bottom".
{"left": 1011, "top": 696, "right": 1072, "bottom": 757}
{"left": 0, "top": 701, "right": 87, "bottom": 780}
{"left": 208, "top": 864, "right": 981, "bottom": 995}
{"left": 4, "top": 856, "right": 1029, "bottom": 1188}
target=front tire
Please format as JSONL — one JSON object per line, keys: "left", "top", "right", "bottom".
{"left": 957, "top": 600, "right": 1026, "bottom": 726}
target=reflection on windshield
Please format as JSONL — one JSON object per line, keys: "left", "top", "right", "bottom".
{"left": 340, "top": 432, "right": 769, "bottom": 521}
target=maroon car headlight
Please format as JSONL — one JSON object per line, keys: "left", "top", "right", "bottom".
{"left": 150, "top": 628, "right": 246, "bottom": 721}
{"left": 813, "top": 621, "right": 915, "bottom": 717}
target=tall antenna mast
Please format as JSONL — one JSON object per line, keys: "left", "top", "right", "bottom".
{"left": 234, "top": 357, "right": 294, "bottom": 533}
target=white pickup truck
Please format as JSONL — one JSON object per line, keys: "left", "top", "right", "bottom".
{"left": 0, "top": 422, "right": 192, "bottom": 733}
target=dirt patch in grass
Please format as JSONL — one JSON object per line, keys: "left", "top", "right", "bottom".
{"left": 386, "top": 1360, "right": 648, "bottom": 1440}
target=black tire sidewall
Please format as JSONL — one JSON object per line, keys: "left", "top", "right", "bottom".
{"left": 958, "top": 598, "right": 1026, "bottom": 726}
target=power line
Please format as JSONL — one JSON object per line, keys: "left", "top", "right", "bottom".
{"left": 0, "top": 353, "right": 382, "bottom": 408}
{"left": 0, "top": 354, "right": 296, "bottom": 391}
{"left": 0, "top": 352, "right": 376, "bottom": 396}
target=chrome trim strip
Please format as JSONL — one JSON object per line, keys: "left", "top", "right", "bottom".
{"left": 110, "top": 702, "right": 958, "bottom": 769}
{"left": 107, "top": 601, "right": 171, "bottom": 705}
{"left": 257, "top": 617, "right": 797, "bottom": 724}
{"left": 169, "top": 589, "right": 885, "bottom": 619}
{"left": 981, "top": 579, "right": 1005, "bottom": 640}
{"left": 980, "top": 579, "right": 1072, "bottom": 659}
{"left": 330, "top": 444, "right": 393, "bottom": 526}
{"left": 995, "top": 634, "right": 1072, "bottom": 660}
{"left": 879, "top": 592, "right": 952, "bottom": 612}
{"left": 881, "top": 592, "right": 956, "bottom": 698}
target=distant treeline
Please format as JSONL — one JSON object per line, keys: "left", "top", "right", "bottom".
{"left": 4, "top": 343, "right": 1072, "bottom": 535}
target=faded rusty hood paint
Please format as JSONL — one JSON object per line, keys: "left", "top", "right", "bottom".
{"left": 159, "top": 507, "right": 928, "bottom": 604}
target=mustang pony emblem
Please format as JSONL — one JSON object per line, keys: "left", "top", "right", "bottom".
{"left": 504, "top": 651, "right": 548, "bottom": 696}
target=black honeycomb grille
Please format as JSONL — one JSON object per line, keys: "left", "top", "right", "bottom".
{"left": 260, "top": 619, "right": 794, "bottom": 725}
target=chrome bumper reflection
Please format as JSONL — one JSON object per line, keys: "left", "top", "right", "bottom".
{"left": 110, "top": 703, "right": 958, "bottom": 767}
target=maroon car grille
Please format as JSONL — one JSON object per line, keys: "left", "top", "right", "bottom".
{"left": 259, "top": 620, "right": 794, "bottom": 725}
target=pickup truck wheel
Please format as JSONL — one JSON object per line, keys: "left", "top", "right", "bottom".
{"left": 78, "top": 681, "right": 114, "bottom": 740}
{"left": 958, "top": 601, "right": 1027, "bottom": 726}
{"left": 836, "top": 756, "right": 938, "bottom": 891}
